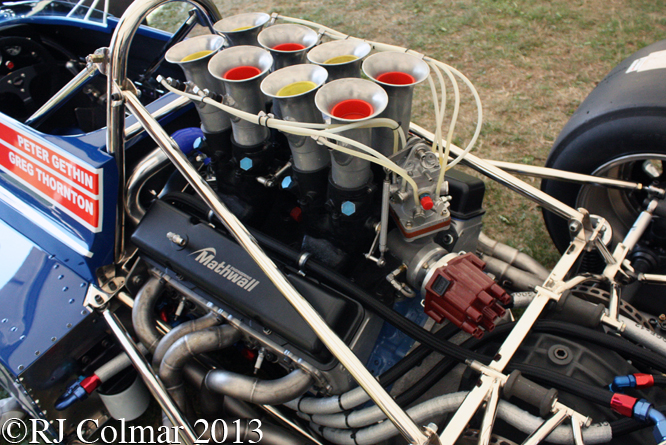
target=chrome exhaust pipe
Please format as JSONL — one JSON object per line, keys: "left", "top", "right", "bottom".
{"left": 307, "top": 40, "right": 371, "bottom": 82}
{"left": 165, "top": 34, "right": 231, "bottom": 134}
{"left": 261, "top": 64, "right": 329, "bottom": 172}
{"left": 208, "top": 46, "right": 273, "bottom": 147}
{"left": 258, "top": 24, "right": 318, "bottom": 71}
{"left": 362, "top": 52, "right": 429, "bottom": 156}
{"left": 314, "top": 78, "right": 388, "bottom": 189}
{"left": 213, "top": 12, "right": 270, "bottom": 47}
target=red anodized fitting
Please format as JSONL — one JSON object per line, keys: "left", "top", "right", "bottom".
{"left": 80, "top": 374, "right": 102, "bottom": 394}
{"left": 634, "top": 373, "right": 656, "bottom": 388}
{"left": 423, "top": 253, "right": 511, "bottom": 339}
{"left": 611, "top": 393, "right": 638, "bottom": 418}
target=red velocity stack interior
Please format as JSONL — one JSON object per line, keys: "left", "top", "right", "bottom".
{"left": 424, "top": 252, "right": 510, "bottom": 338}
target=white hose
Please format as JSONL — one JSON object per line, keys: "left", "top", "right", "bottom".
{"left": 620, "top": 315, "right": 666, "bottom": 356}
{"left": 431, "top": 62, "right": 460, "bottom": 197}
{"left": 95, "top": 343, "right": 149, "bottom": 382}
{"left": 160, "top": 79, "right": 421, "bottom": 205}
{"left": 271, "top": 15, "right": 483, "bottom": 172}
{"left": 309, "top": 392, "right": 613, "bottom": 445}
{"left": 429, "top": 60, "right": 483, "bottom": 171}
{"left": 0, "top": 397, "right": 25, "bottom": 425}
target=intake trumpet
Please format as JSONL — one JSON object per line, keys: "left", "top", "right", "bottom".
{"left": 258, "top": 24, "right": 318, "bottom": 71}
{"left": 314, "top": 78, "right": 388, "bottom": 189}
{"left": 208, "top": 46, "right": 273, "bottom": 147}
{"left": 261, "top": 64, "right": 330, "bottom": 172}
{"left": 213, "top": 12, "right": 270, "bottom": 47}
{"left": 362, "top": 52, "right": 430, "bottom": 156}
{"left": 165, "top": 34, "right": 231, "bottom": 143}
{"left": 307, "top": 40, "right": 371, "bottom": 82}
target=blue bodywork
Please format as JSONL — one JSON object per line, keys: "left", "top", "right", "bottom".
{"left": 0, "top": 2, "right": 188, "bottom": 378}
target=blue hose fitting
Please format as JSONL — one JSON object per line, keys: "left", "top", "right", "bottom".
{"left": 632, "top": 399, "right": 666, "bottom": 444}
{"left": 54, "top": 377, "right": 88, "bottom": 411}
{"left": 610, "top": 375, "right": 636, "bottom": 392}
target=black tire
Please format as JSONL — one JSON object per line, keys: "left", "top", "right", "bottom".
{"left": 541, "top": 39, "right": 666, "bottom": 253}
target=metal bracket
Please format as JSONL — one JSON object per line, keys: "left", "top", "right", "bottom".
{"left": 84, "top": 285, "right": 112, "bottom": 310}
{"left": 86, "top": 47, "right": 109, "bottom": 76}
{"left": 522, "top": 404, "right": 591, "bottom": 445}
{"left": 84, "top": 277, "right": 125, "bottom": 309}
{"left": 439, "top": 231, "right": 587, "bottom": 444}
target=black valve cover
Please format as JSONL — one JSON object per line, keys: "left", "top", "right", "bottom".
{"left": 131, "top": 200, "right": 365, "bottom": 366}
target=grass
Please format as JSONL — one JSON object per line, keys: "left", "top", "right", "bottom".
{"left": 145, "top": 0, "right": 666, "bottom": 267}
{"left": 147, "top": 5, "right": 653, "bottom": 311}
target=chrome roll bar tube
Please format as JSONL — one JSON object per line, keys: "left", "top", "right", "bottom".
{"left": 106, "top": 0, "right": 222, "bottom": 263}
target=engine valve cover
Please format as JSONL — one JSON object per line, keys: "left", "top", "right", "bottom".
{"left": 424, "top": 253, "right": 510, "bottom": 338}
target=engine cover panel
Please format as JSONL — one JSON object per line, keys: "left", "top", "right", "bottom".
{"left": 131, "top": 200, "right": 365, "bottom": 365}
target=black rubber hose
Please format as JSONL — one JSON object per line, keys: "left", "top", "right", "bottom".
{"left": 388, "top": 326, "right": 615, "bottom": 408}
{"left": 160, "top": 195, "right": 622, "bottom": 409}
{"left": 378, "top": 322, "right": 460, "bottom": 387}
{"left": 532, "top": 320, "right": 666, "bottom": 372}
{"left": 486, "top": 320, "right": 666, "bottom": 373}
{"left": 250, "top": 229, "right": 487, "bottom": 364}
{"left": 654, "top": 375, "right": 666, "bottom": 386}
{"left": 164, "top": 192, "right": 484, "bottom": 363}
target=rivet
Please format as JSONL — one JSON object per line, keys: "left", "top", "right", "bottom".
{"left": 1, "top": 318, "right": 7, "bottom": 323}
{"left": 62, "top": 286, "right": 69, "bottom": 291}
{"left": 66, "top": 323, "right": 72, "bottom": 328}
{"left": 80, "top": 282, "right": 87, "bottom": 288}
{"left": 53, "top": 264, "right": 59, "bottom": 269}
{"left": 58, "top": 275, "right": 64, "bottom": 280}
{"left": 69, "top": 299, "right": 75, "bottom": 304}
{"left": 10, "top": 326, "right": 16, "bottom": 332}
{"left": 51, "top": 337, "right": 57, "bottom": 342}
{"left": 35, "top": 351, "right": 40, "bottom": 356}
{"left": 18, "top": 365, "right": 24, "bottom": 371}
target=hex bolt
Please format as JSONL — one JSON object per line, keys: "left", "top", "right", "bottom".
{"left": 569, "top": 220, "right": 582, "bottom": 233}
{"left": 240, "top": 157, "right": 253, "bottom": 171}
{"left": 341, "top": 201, "right": 356, "bottom": 216}
{"left": 94, "top": 295, "right": 104, "bottom": 305}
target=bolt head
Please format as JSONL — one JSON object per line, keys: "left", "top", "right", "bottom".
{"left": 281, "top": 176, "right": 292, "bottom": 189}
{"left": 341, "top": 201, "right": 356, "bottom": 216}
{"left": 239, "top": 157, "right": 253, "bottom": 171}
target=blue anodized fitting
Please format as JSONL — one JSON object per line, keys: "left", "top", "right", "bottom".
{"left": 610, "top": 375, "right": 636, "bottom": 392}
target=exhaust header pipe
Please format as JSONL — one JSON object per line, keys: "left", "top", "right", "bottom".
{"left": 208, "top": 45, "right": 273, "bottom": 147}
{"left": 258, "top": 24, "right": 318, "bottom": 71}
{"left": 315, "top": 78, "right": 388, "bottom": 189}
{"left": 261, "top": 64, "right": 330, "bottom": 172}
{"left": 307, "top": 40, "right": 371, "bottom": 82}
{"left": 213, "top": 12, "right": 270, "bottom": 47}
{"left": 165, "top": 34, "right": 231, "bottom": 135}
{"left": 362, "top": 52, "right": 429, "bottom": 156}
